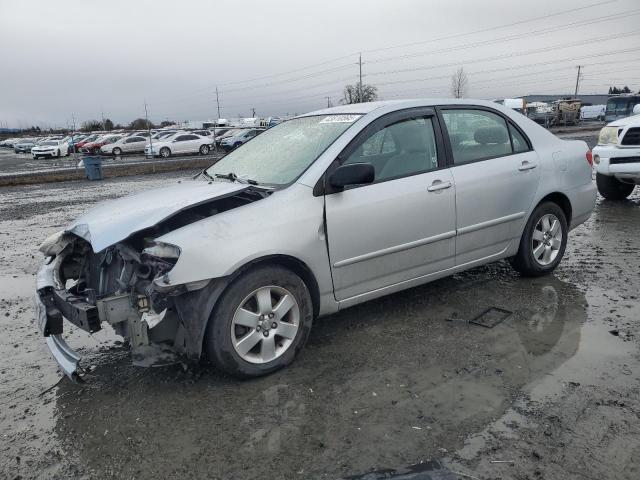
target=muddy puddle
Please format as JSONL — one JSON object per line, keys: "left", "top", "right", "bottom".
{"left": 1, "top": 174, "right": 639, "bottom": 479}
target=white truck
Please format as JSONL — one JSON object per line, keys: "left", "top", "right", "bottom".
{"left": 592, "top": 104, "right": 640, "bottom": 200}
{"left": 580, "top": 104, "right": 606, "bottom": 121}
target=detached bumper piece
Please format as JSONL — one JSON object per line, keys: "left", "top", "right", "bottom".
{"left": 46, "top": 334, "right": 83, "bottom": 382}
{"left": 35, "top": 288, "right": 84, "bottom": 382}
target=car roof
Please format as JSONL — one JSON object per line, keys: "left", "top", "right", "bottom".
{"left": 299, "top": 98, "right": 505, "bottom": 117}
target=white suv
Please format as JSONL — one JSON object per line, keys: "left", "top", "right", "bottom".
{"left": 593, "top": 105, "right": 640, "bottom": 200}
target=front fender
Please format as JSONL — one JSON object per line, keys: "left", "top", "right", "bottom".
{"left": 156, "top": 183, "right": 334, "bottom": 304}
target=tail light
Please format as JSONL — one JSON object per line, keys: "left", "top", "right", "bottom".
{"left": 585, "top": 150, "right": 593, "bottom": 167}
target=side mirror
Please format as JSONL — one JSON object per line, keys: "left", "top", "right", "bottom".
{"left": 633, "top": 104, "right": 640, "bottom": 115}
{"left": 328, "top": 163, "right": 375, "bottom": 190}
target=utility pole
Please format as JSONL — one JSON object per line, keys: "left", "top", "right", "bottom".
{"left": 251, "top": 108, "right": 256, "bottom": 118}
{"left": 574, "top": 65, "right": 582, "bottom": 97}
{"left": 358, "top": 53, "right": 364, "bottom": 102}
{"left": 70, "top": 113, "right": 76, "bottom": 156}
{"left": 100, "top": 110, "right": 105, "bottom": 131}
{"left": 215, "top": 86, "right": 221, "bottom": 119}
{"left": 325, "top": 96, "right": 332, "bottom": 108}
{"left": 144, "top": 101, "right": 153, "bottom": 158}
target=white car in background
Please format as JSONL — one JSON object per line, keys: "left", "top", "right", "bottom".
{"left": 592, "top": 104, "right": 640, "bottom": 200}
{"left": 144, "top": 132, "right": 212, "bottom": 158}
{"left": 101, "top": 135, "right": 148, "bottom": 155}
{"left": 220, "top": 129, "right": 260, "bottom": 150}
{"left": 31, "top": 139, "right": 69, "bottom": 158}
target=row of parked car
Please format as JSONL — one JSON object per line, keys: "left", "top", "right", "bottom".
{"left": 0, "top": 126, "right": 265, "bottom": 159}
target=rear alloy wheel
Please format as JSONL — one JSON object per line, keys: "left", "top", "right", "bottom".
{"left": 596, "top": 173, "right": 635, "bottom": 200}
{"left": 199, "top": 144, "right": 210, "bottom": 155}
{"left": 159, "top": 147, "right": 171, "bottom": 158}
{"left": 112, "top": 147, "right": 122, "bottom": 156}
{"left": 510, "top": 202, "right": 568, "bottom": 277}
{"left": 205, "top": 265, "right": 313, "bottom": 378}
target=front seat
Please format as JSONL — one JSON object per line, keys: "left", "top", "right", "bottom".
{"left": 378, "top": 121, "right": 430, "bottom": 179}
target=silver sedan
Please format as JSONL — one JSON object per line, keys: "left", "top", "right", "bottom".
{"left": 34, "top": 99, "right": 596, "bottom": 380}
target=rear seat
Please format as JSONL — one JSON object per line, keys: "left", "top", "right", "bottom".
{"left": 450, "top": 126, "right": 511, "bottom": 163}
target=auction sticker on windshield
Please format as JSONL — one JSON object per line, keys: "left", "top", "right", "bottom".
{"left": 319, "top": 114, "right": 361, "bottom": 123}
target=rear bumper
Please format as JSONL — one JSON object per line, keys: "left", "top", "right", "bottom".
{"left": 567, "top": 181, "right": 597, "bottom": 230}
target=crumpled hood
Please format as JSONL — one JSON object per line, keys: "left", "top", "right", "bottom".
{"left": 67, "top": 180, "right": 248, "bottom": 252}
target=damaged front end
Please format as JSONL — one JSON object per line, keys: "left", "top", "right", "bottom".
{"left": 34, "top": 185, "right": 269, "bottom": 380}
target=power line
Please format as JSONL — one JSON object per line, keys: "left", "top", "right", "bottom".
{"left": 140, "top": 0, "right": 618, "bottom": 105}
{"left": 361, "top": 0, "right": 617, "bottom": 56}
{"left": 367, "top": 33, "right": 640, "bottom": 78}
{"left": 366, "top": 9, "right": 640, "bottom": 65}
{"left": 154, "top": 53, "right": 640, "bottom": 119}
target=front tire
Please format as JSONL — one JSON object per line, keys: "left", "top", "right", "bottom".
{"left": 56, "top": 150, "right": 60, "bottom": 158}
{"left": 510, "top": 202, "right": 568, "bottom": 277}
{"left": 204, "top": 265, "right": 313, "bottom": 378}
{"left": 159, "top": 147, "right": 171, "bottom": 158}
{"left": 112, "top": 147, "right": 122, "bottom": 156}
{"left": 199, "top": 144, "right": 210, "bottom": 155}
{"left": 596, "top": 173, "right": 635, "bottom": 200}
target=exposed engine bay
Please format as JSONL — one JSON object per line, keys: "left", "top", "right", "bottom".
{"left": 36, "top": 186, "right": 270, "bottom": 379}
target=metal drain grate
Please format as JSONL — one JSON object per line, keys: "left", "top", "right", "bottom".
{"left": 469, "top": 307, "right": 512, "bottom": 328}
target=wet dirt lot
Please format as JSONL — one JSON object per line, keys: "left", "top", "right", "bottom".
{"left": 1, "top": 149, "right": 640, "bottom": 479}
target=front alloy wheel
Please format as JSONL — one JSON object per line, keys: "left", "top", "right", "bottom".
{"left": 231, "top": 286, "right": 300, "bottom": 364}
{"left": 199, "top": 144, "right": 210, "bottom": 155}
{"left": 205, "top": 265, "right": 313, "bottom": 378}
{"left": 159, "top": 147, "right": 171, "bottom": 158}
{"left": 112, "top": 147, "right": 122, "bottom": 156}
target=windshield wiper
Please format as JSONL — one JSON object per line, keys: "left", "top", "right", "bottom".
{"left": 214, "top": 172, "right": 259, "bottom": 185}
{"left": 198, "top": 169, "right": 214, "bottom": 181}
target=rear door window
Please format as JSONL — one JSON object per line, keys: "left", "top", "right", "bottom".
{"left": 441, "top": 109, "right": 513, "bottom": 164}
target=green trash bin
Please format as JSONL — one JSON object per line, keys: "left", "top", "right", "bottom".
{"left": 83, "top": 156, "right": 103, "bottom": 181}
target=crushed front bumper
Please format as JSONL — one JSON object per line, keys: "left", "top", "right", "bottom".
{"left": 35, "top": 259, "right": 85, "bottom": 381}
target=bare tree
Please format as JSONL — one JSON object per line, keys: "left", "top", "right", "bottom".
{"left": 80, "top": 119, "right": 103, "bottom": 132}
{"left": 450, "top": 67, "right": 469, "bottom": 98}
{"left": 341, "top": 82, "right": 378, "bottom": 104}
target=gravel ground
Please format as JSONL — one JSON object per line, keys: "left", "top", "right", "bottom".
{"left": 1, "top": 133, "right": 640, "bottom": 479}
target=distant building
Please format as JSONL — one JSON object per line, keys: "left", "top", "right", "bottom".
{"left": 522, "top": 94, "right": 609, "bottom": 106}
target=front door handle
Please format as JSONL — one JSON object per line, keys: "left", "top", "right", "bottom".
{"left": 427, "top": 180, "right": 452, "bottom": 192}
{"left": 518, "top": 160, "right": 537, "bottom": 171}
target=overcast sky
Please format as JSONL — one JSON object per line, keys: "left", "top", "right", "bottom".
{"left": 0, "top": 0, "right": 639, "bottom": 128}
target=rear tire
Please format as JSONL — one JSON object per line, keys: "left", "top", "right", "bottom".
{"left": 204, "top": 265, "right": 313, "bottom": 378}
{"left": 596, "top": 173, "right": 635, "bottom": 200}
{"left": 510, "top": 202, "right": 568, "bottom": 277}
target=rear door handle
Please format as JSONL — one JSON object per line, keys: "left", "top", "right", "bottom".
{"left": 427, "top": 180, "right": 452, "bottom": 192}
{"left": 518, "top": 160, "right": 537, "bottom": 171}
